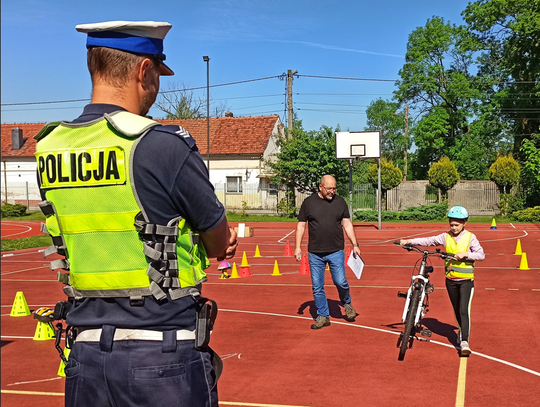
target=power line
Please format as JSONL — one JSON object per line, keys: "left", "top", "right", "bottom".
{"left": 298, "top": 74, "right": 396, "bottom": 82}
{"left": 1, "top": 76, "right": 281, "bottom": 106}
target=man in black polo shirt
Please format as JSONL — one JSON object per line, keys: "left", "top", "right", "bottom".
{"left": 294, "top": 175, "right": 361, "bottom": 329}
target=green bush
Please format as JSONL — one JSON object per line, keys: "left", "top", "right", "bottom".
{"left": 1, "top": 203, "right": 28, "bottom": 218}
{"left": 510, "top": 206, "right": 540, "bottom": 222}
{"left": 399, "top": 202, "right": 448, "bottom": 220}
{"left": 354, "top": 203, "right": 448, "bottom": 222}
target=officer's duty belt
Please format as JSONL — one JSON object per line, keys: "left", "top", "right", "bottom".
{"left": 75, "top": 328, "right": 196, "bottom": 342}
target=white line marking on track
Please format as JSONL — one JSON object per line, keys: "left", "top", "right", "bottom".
{"left": 510, "top": 223, "right": 516, "bottom": 229}
{"left": 482, "top": 231, "right": 528, "bottom": 243}
{"left": 220, "top": 309, "right": 540, "bottom": 377}
{"left": 1, "top": 266, "right": 49, "bottom": 276}
{"left": 1, "top": 224, "right": 33, "bottom": 239}
{"left": 7, "top": 377, "right": 62, "bottom": 386}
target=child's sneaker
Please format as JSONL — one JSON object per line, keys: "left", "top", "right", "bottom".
{"left": 460, "top": 341, "right": 471, "bottom": 356}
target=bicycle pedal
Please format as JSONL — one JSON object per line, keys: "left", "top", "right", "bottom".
{"left": 417, "top": 337, "right": 430, "bottom": 342}
{"left": 420, "top": 329, "right": 432, "bottom": 337}
{"left": 397, "top": 291, "right": 407, "bottom": 298}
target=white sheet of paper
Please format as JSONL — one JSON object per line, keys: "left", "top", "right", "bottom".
{"left": 347, "top": 251, "right": 365, "bottom": 279}
{"left": 237, "top": 223, "right": 245, "bottom": 238}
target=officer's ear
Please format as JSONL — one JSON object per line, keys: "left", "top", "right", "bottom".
{"left": 136, "top": 58, "right": 154, "bottom": 90}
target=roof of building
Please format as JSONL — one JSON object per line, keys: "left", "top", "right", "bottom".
{"left": 1, "top": 115, "right": 282, "bottom": 158}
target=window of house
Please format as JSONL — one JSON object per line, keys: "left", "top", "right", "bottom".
{"left": 226, "top": 176, "right": 243, "bottom": 193}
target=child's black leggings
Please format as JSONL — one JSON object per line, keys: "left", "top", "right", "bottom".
{"left": 445, "top": 278, "right": 475, "bottom": 342}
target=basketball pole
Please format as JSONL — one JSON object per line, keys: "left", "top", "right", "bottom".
{"left": 349, "top": 159, "right": 353, "bottom": 221}
{"left": 378, "top": 158, "right": 382, "bottom": 230}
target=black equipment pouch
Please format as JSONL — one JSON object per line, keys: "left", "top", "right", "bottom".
{"left": 195, "top": 298, "right": 218, "bottom": 351}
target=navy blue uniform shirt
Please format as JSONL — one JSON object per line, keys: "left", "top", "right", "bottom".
{"left": 53, "top": 104, "right": 225, "bottom": 330}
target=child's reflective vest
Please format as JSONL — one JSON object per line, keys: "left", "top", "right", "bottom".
{"left": 34, "top": 111, "right": 210, "bottom": 303}
{"left": 445, "top": 231, "right": 475, "bottom": 279}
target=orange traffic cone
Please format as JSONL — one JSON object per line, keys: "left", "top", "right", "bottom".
{"left": 239, "top": 266, "right": 252, "bottom": 277}
{"left": 284, "top": 241, "right": 293, "bottom": 256}
{"left": 514, "top": 239, "right": 522, "bottom": 256}
{"left": 272, "top": 260, "right": 282, "bottom": 276}
{"left": 230, "top": 263, "right": 240, "bottom": 279}
{"left": 345, "top": 247, "right": 352, "bottom": 264}
{"left": 518, "top": 252, "right": 530, "bottom": 270}
{"left": 299, "top": 253, "right": 310, "bottom": 275}
{"left": 10, "top": 291, "right": 31, "bottom": 317}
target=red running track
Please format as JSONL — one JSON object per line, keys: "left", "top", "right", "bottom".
{"left": 1, "top": 221, "right": 539, "bottom": 406}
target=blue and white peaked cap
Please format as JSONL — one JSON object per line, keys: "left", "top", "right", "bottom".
{"left": 76, "top": 21, "right": 174, "bottom": 76}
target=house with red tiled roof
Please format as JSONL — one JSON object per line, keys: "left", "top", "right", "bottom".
{"left": 1, "top": 114, "right": 285, "bottom": 210}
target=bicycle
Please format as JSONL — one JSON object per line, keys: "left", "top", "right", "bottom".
{"left": 393, "top": 241, "right": 455, "bottom": 361}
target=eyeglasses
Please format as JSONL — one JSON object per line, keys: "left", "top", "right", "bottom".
{"left": 321, "top": 186, "right": 336, "bottom": 192}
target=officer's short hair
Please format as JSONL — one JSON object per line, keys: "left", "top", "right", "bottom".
{"left": 87, "top": 47, "right": 159, "bottom": 87}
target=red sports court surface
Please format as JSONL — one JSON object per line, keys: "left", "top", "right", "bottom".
{"left": 2, "top": 221, "right": 539, "bottom": 406}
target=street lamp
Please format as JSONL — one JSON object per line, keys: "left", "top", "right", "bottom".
{"left": 203, "top": 56, "right": 210, "bottom": 170}
{"left": 391, "top": 103, "right": 409, "bottom": 181}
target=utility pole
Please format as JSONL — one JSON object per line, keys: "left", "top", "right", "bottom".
{"left": 403, "top": 103, "right": 409, "bottom": 181}
{"left": 287, "top": 69, "right": 297, "bottom": 132}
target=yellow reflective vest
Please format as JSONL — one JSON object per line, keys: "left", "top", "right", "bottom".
{"left": 445, "top": 231, "right": 475, "bottom": 279}
{"left": 34, "top": 111, "right": 210, "bottom": 302}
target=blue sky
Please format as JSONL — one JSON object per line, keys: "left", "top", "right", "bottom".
{"left": 1, "top": 0, "right": 472, "bottom": 131}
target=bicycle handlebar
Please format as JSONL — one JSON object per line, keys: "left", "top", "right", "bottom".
{"left": 393, "top": 241, "right": 456, "bottom": 261}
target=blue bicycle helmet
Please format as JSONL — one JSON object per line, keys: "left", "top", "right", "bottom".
{"left": 448, "top": 206, "right": 469, "bottom": 219}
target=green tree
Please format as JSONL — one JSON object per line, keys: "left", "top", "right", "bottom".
{"left": 367, "top": 158, "right": 402, "bottom": 209}
{"left": 394, "top": 16, "right": 496, "bottom": 180}
{"left": 268, "top": 121, "right": 348, "bottom": 193}
{"left": 428, "top": 157, "right": 460, "bottom": 201}
{"left": 520, "top": 134, "right": 540, "bottom": 206}
{"left": 489, "top": 154, "right": 520, "bottom": 194}
{"left": 462, "top": 0, "right": 540, "bottom": 157}
{"left": 364, "top": 99, "right": 406, "bottom": 166}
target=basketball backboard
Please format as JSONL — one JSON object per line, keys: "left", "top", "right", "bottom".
{"left": 335, "top": 131, "right": 381, "bottom": 160}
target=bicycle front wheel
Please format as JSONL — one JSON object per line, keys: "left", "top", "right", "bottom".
{"left": 398, "top": 289, "right": 421, "bottom": 361}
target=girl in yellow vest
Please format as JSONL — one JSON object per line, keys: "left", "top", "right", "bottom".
{"left": 400, "top": 206, "right": 485, "bottom": 356}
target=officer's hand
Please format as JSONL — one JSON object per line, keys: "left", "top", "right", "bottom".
{"left": 218, "top": 227, "right": 238, "bottom": 261}
{"left": 294, "top": 247, "right": 302, "bottom": 261}
{"left": 352, "top": 246, "right": 361, "bottom": 259}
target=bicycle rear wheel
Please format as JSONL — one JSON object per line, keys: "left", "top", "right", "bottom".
{"left": 398, "top": 289, "right": 421, "bottom": 361}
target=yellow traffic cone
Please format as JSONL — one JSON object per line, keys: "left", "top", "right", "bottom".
{"left": 490, "top": 219, "right": 497, "bottom": 229}
{"left": 57, "top": 347, "right": 71, "bottom": 377}
{"left": 33, "top": 320, "right": 55, "bottom": 341}
{"left": 241, "top": 251, "right": 250, "bottom": 267}
{"left": 10, "top": 291, "right": 31, "bottom": 317}
{"left": 254, "top": 245, "right": 262, "bottom": 257}
{"left": 514, "top": 239, "right": 522, "bottom": 256}
{"left": 518, "top": 252, "right": 530, "bottom": 270}
{"left": 230, "top": 262, "right": 241, "bottom": 279}
{"left": 325, "top": 263, "right": 330, "bottom": 271}
{"left": 272, "top": 260, "right": 282, "bottom": 276}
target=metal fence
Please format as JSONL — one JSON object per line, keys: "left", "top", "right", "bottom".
{"left": 1, "top": 179, "right": 500, "bottom": 216}
{"left": 1, "top": 181, "right": 42, "bottom": 211}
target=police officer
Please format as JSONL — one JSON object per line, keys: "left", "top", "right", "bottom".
{"left": 35, "top": 21, "right": 237, "bottom": 407}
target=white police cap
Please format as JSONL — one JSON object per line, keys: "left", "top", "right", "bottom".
{"left": 76, "top": 21, "right": 174, "bottom": 76}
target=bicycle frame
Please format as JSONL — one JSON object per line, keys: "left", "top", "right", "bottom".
{"left": 394, "top": 241, "right": 453, "bottom": 361}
